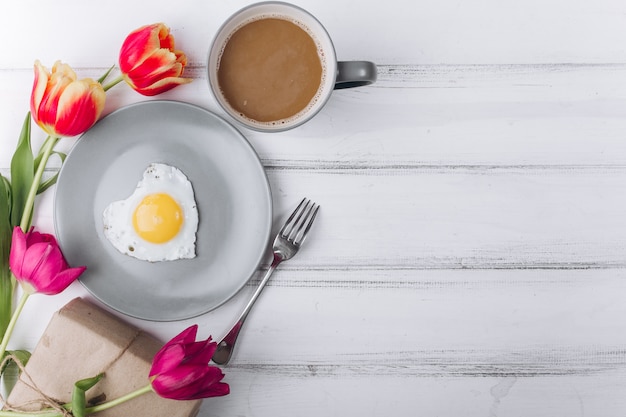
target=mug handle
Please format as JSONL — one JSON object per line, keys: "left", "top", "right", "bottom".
{"left": 335, "top": 61, "right": 377, "bottom": 90}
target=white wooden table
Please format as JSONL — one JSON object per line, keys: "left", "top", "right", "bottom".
{"left": 2, "top": 0, "right": 626, "bottom": 416}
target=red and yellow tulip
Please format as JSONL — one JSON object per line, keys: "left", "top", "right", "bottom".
{"left": 30, "top": 60, "right": 106, "bottom": 138}
{"left": 119, "top": 23, "right": 192, "bottom": 96}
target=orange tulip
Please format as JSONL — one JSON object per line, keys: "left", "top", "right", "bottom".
{"left": 119, "top": 23, "right": 192, "bottom": 96}
{"left": 30, "top": 60, "right": 106, "bottom": 137}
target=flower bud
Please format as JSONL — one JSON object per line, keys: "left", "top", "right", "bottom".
{"left": 9, "top": 227, "right": 86, "bottom": 295}
{"left": 150, "top": 325, "right": 229, "bottom": 400}
{"left": 119, "top": 23, "right": 192, "bottom": 96}
{"left": 30, "top": 60, "right": 106, "bottom": 137}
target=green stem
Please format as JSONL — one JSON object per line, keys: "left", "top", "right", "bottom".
{"left": 85, "top": 384, "right": 153, "bottom": 414}
{"left": 0, "top": 378, "right": 151, "bottom": 417}
{"left": 102, "top": 75, "right": 124, "bottom": 92}
{"left": 0, "top": 381, "right": 151, "bottom": 417}
{"left": 0, "top": 291, "right": 30, "bottom": 361}
{"left": 19, "top": 136, "right": 59, "bottom": 232}
{"left": 34, "top": 135, "right": 55, "bottom": 166}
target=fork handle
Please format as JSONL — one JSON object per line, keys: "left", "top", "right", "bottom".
{"left": 211, "top": 254, "right": 282, "bottom": 365}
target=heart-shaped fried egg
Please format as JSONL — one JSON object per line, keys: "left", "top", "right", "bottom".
{"left": 103, "top": 163, "right": 198, "bottom": 262}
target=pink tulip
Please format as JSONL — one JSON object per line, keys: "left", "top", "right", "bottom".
{"left": 30, "top": 60, "right": 106, "bottom": 137}
{"left": 119, "top": 23, "right": 192, "bottom": 96}
{"left": 149, "top": 325, "right": 230, "bottom": 400}
{"left": 9, "top": 227, "right": 86, "bottom": 295}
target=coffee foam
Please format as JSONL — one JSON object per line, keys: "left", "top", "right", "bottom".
{"left": 216, "top": 13, "right": 330, "bottom": 129}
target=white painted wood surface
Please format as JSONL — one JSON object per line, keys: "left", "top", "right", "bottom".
{"left": 2, "top": 0, "right": 626, "bottom": 416}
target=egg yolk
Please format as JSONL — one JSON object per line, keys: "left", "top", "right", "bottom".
{"left": 132, "top": 193, "right": 183, "bottom": 243}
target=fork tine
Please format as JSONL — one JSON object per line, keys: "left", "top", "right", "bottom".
{"left": 279, "top": 198, "right": 307, "bottom": 237}
{"left": 287, "top": 199, "right": 312, "bottom": 240}
{"left": 292, "top": 202, "right": 320, "bottom": 245}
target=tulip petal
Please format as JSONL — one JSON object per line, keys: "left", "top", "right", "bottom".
{"left": 31, "top": 61, "right": 49, "bottom": 119}
{"left": 170, "top": 325, "right": 198, "bottom": 346}
{"left": 193, "top": 367, "right": 230, "bottom": 398}
{"left": 19, "top": 243, "right": 60, "bottom": 288}
{"left": 9, "top": 227, "right": 28, "bottom": 277}
{"left": 36, "top": 266, "right": 86, "bottom": 295}
{"left": 124, "top": 49, "right": 181, "bottom": 87}
{"left": 150, "top": 343, "right": 185, "bottom": 377}
{"left": 35, "top": 62, "right": 77, "bottom": 135}
{"left": 149, "top": 326, "right": 202, "bottom": 376}
{"left": 131, "top": 48, "right": 186, "bottom": 79}
{"left": 119, "top": 23, "right": 166, "bottom": 73}
{"left": 26, "top": 229, "right": 56, "bottom": 246}
{"left": 17, "top": 243, "right": 49, "bottom": 279}
{"left": 152, "top": 365, "right": 229, "bottom": 400}
{"left": 54, "top": 80, "right": 105, "bottom": 137}
{"left": 184, "top": 337, "right": 217, "bottom": 365}
{"left": 131, "top": 76, "right": 192, "bottom": 96}
{"left": 157, "top": 27, "right": 175, "bottom": 51}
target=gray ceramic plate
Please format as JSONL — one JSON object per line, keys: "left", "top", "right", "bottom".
{"left": 54, "top": 100, "right": 272, "bottom": 321}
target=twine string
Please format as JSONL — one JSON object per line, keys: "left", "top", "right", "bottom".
{"left": 0, "top": 329, "right": 143, "bottom": 416}
{"left": 0, "top": 353, "right": 71, "bottom": 417}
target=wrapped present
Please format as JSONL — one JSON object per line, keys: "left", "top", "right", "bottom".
{"left": 6, "top": 297, "right": 201, "bottom": 417}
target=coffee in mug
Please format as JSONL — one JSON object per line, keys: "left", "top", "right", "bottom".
{"left": 208, "top": 2, "right": 377, "bottom": 132}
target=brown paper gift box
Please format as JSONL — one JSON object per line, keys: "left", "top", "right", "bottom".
{"left": 6, "top": 297, "right": 201, "bottom": 417}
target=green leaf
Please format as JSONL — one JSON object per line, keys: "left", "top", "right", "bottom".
{"left": 72, "top": 373, "right": 104, "bottom": 417}
{"left": 0, "top": 174, "right": 11, "bottom": 261}
{"left": 0, "top": 175, "right": 13, "bottom": 337}
{"left": 10, "top": 113, "right": 34, "bottom": 228}
{"left": 97, "top": 64, "right": 115, "bottom": 84}
{"left": 1, "top": 178, "right": 10, "bottom": 217}
{"left": 0, "top": 175, "right": 11, "bottom": 224}
{"left": 1, "top": 350, "right": 30, "bottom": 375}
{"left": 72, "top": 375, "right": 103, "bottom": 417}
{"left": 1, "top": 176, "right": 11, "bottom": 200}
{"left": 0, "top": 268, "right": 12, "bottom": 340}
{"left": 75, "top": 373, "right": 104, "bottom": 392}
{"left": 10, "top": 349, "right": 30, "bottom": 367}
{"left": 37, "top": 151, "right": 67, "bottom": 194}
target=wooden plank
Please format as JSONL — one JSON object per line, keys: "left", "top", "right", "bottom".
{"left": 2, "top": 64, "right": 626, "bottom": 169}
{"left": 13, "top": 269, "right": 626, "bottom": 372}
{"left": 2, "top": 0, "right": 625, "bottom": 66}
{"left": 265, "top": 168, "right": 626, "bottom": 269}
{"left": 5, "top": 162, "right": 626, "bottom": 269}
{"left": 200, "top": 372, "right": 626, "bottom": 417}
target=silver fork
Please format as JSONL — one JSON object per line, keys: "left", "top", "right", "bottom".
{"left": 211, "top": 198, "right": 320, "bottom": 365}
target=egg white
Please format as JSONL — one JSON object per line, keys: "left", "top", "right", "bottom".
{"left": 102, "top": 163, "right": 199, "bottom": 262}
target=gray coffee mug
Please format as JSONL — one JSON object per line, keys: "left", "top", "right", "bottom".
{"left": 207, "top": 1, "right": 377, "bottom": 132}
